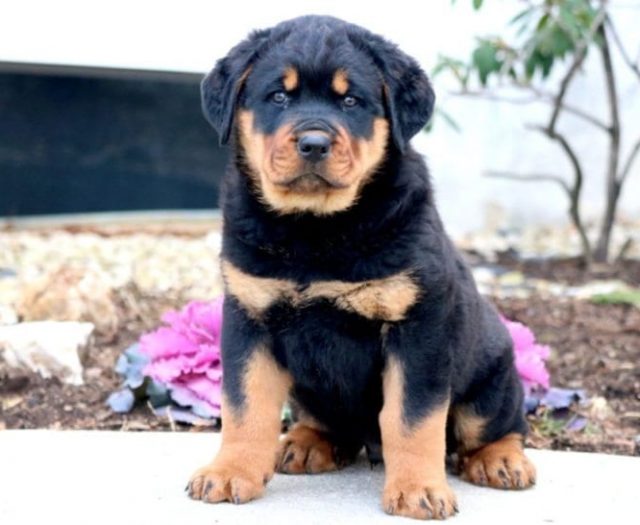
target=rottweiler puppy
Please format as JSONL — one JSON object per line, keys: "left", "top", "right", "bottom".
{"left": 187, "top": 15, "right": 536, "bottom": 520}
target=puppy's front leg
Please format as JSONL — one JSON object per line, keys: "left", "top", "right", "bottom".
{"left": 188, "top": 298, "right": 291, "bottom": 504}
{"left": 380, "top": 316, "right": 458, "bottom": 520}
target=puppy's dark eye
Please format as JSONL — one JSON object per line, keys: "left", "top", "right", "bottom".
{"left": 342, "top": 96, "right": 358, "bottom": 108}
{"left": 271, "top": 91, "right": 289, "bottom": 105}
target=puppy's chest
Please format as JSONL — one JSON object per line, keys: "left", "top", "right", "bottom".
{"left": 222, "top": 260, "right": 421, "bottom": 322}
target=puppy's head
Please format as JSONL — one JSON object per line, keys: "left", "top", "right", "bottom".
{"left": 202, "top": 16, "right": 435, "bottom": 215}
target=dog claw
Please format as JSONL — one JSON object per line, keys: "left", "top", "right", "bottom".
{"left": 283, "top": 451, "right": 295, "bottom": 466}
{"left": 187, "top": 479, "right": 198, "bottom": 498}
{"left": 203, "top": 480, "right": 213, "bottom": 499}
{"left": 498, "top": 467, "right": 511, "bottom": 488}
{"left": 419, "top": 498, "right": 432, "bottom": 519}
{"left": 514, "top": 472, "right": 525, "bottom": 489}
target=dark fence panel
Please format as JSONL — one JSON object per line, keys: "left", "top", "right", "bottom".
{"left": 0, "top": 67, "right": 226, "bottom": 216}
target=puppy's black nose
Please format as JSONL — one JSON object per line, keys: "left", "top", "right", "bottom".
{"left": 297, "top": 133, "right": 331, "bottom": 162}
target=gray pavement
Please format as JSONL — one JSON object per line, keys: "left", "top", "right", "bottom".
{"left": 1, "top": 430, "right": 638, "bottom": 524}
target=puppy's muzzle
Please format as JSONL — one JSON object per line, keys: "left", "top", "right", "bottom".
{"left": 274, "top": 120, "right": 348, "bottom": 191}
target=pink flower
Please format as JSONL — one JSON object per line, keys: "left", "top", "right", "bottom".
{"left": 140, "top": 297, "right": 223, "bottom": 418}
{"left": 501, "top": 316, "right": 551, "bottom": 393}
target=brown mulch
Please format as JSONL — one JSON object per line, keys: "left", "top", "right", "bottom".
{"left": 1, "top": 258, "right": 639, "bottom": 456}
{"left": 0, "top": 288, "right": 189, "bottom": 432}
{"left": 494, "top": 253, "right": 640, "bottom": 286}
{"left": 496, "top": 295, "right": 640, "bottom": 456}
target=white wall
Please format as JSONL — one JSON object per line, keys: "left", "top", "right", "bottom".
{"left": 1, "top": 0, "right": 638, "bottom": 235}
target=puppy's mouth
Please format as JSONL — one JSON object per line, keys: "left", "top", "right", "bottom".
{"left": 276, "top": 171, "right": 349, "bottom": 192}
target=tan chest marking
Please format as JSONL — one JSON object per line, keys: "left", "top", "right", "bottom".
{"left": 221, "top": 260, "right": 421, "bottom": 321}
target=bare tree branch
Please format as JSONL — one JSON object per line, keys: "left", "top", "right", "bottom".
{"left": 520, "top": 84, "right": 610, "bottom": 132}
{"left": 619, "top": 136, "right": 640, "bottom": 184}
{"left": 616, "top": 237, "right": 634, "bottom": 263}
{"left": 542, "top": 104, "right": 606, "bottom": 131}
{"left": 594, "top": 22, "right": 623, "bottom": 262}
{"left": 527, "top": 126, "right": 584, "bottom": 189}
{"left": 522, "top": 4, "right": 608, "bottom": 264}
{"left": 548, "top": 6, "right": 608, "bottom": 132}
{"left": 484, "top": 171, "right": 571, "bottom": 193}
{"left": 452, "top": 88, "right": 609, "bottom": 131}
{"left": 451, "top": 90, "right": 539, "bottom": 105}
{"left": 528, "top": 124, "right": 592, "bottom": 263}
{"left": 605, "top": 15, "right": 640, "bottom": 82}
{"left": 452, "top": 7, "right": 610, "bottom": 135}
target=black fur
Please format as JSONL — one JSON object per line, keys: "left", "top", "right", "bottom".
{"left": 207, "top": 15, "right": 527, "bottom": 460}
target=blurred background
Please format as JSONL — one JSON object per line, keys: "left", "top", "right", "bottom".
{"left": 2, "top": 0, "right": 638, "bottom": 237}
{"left": 0, "top": 1, "right": 639, "bottom": 455}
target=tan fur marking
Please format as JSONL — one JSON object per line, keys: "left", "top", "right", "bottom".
{"left": 306, "top": 271, "right": 420, "bottom": 321}
{"left": 238, "top": 67, "right": 252, "bottom": 88}
{"left": 188, "top": 348, "right": 292, "bottom": 503}
{"left": 452, "top": 405, "right": 486, "bottom": 453}
{"left": 332, "top": 69, "right": 349, "bottom": 95}
{"left": 283, "top": 67, "right": 298, "bottom": 91}
{"left": 236, "top": 110, "right": 389, "bottom": 215}
{"left": 237, "top": 109, "right": 268, "bottom": 186}
{"left": 357, "top": 118, "right": 389, "bottom": 178}
{"left": 222, "top": 260, "right": 419, "bottom": 321}
{"left": 221, "top": 260, "right": 296, "bottom": 318}
{"left": 277, "top": 423, "right": 341, "bottom": 474}
{"left": 380, "top": 357, "right": 458, "bottom": 519}
{"left": 461, "top": 433, "right": 536, "bottom": 490}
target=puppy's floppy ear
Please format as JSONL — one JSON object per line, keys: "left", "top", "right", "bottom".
{"left": 201, "top": 28, "right": 271, "bottom": 145}
{"left": 351, "top": 31, "right": 435, "bottom": 152}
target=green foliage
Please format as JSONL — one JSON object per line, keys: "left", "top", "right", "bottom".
{"left": 437, "top": 0, "right": 601, "bottom": 87}
{"left": 431, "top": 55, "right": 470, "bottom": 87}
{"left": 473, "top": 39, "right": 503, "bottom": 85}
{"left": 452, "top": 0, "right": 485, "bottom": 9}
{"left": 530, "top": 407, "right": 573, "bottom": 437}
{"left": 591, "top": 289, "right": 640, "bottom": 308}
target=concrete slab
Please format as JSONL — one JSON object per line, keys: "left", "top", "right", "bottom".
{"left": 0, "top": 430, "right": 638, "bottom": 524}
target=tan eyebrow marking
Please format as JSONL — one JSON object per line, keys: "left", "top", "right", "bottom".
{"left": 283, "top": 67, "right": 299, "bottom": 91}
{"left": 332, "top": 69, "right": 349, "bottom": 95}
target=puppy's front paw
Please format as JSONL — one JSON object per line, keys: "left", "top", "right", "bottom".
{"left": 382, "top": 478, "right": 458, "bottom": 520}
{"left": 461, "top": 433, "right": 536, "bottom": 490}
{"left": 187, "top": 459, "right": 269, "bottom": 504}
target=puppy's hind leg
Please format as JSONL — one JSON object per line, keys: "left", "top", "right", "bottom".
{"left": 277, "top": 423, "right": 347, "bottom": 474}
{"left": 453, "top": 335, "right": 536, "bottom": 490}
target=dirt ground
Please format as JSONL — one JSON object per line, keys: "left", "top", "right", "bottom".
{"left": 495, "top": 252, "right": 640, "bottom": 286}
{"left": 496, "top": 295, "right": 640, "bottom": 456}
{"left": 1, "top": 256, "right": 639, "bottom": 456}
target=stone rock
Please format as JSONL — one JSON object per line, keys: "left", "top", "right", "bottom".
{"left": 0, "top": 321, "right": 94, "bottom": 385}
{"left": 589, "top": 396, "right": 613, "bottom": 420}
{"left": 17, "top": 264, "right": 119, "bottom": 340}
